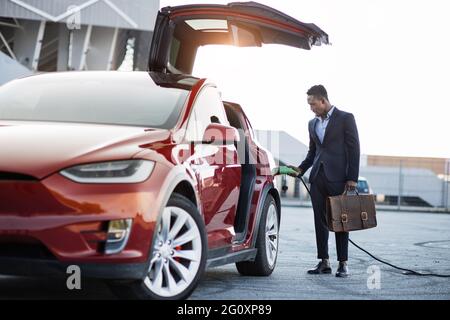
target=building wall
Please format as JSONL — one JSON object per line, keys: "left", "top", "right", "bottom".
{"left": 255, "top": 130, "right": 450, "bottom": 208}
{"left": 0, "top": 51, "right": 32, "bottom": 84}
{"left": 0, "top": 0, "right": 159, "bottom": 76}
{"left": 367, "top": 155, "right": 447, "bottom": 176}
{"left": 10, "top": 19, "right": 41, "bottom": 69}
{"left": 0, "top": 0, "right": 158, "bottom": 31}
{"left": 360, "top": 166, "right": 446, "bottom": 207}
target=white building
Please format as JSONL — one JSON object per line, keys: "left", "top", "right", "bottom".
{"left": 0, "top": 0, "right": 159, "bottom": 84}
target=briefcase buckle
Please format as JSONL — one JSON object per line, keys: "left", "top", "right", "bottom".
{"left": 361, "top": 211, "right": 368, "bottom": 221}
{"left": 341, "top": 213, "right": 348, "bottom": 223}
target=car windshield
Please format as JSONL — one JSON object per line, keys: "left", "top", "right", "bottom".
{"left": 0, "top": 72, "right": 188, "bottom": 129}
{"left": 357, "top": 180, "right": 369, "bottom": 190}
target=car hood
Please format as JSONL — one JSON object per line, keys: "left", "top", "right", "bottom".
{"left": 0, "top": 121, "right": 170, "bottom": 179}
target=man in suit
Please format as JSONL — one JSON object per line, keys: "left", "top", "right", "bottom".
{"left": 289, "top": 85, "right": 360, "bottom": 277}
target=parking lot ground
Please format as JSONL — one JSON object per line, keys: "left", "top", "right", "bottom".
{"left": 1, "top": 206, "right": 449, "bottom": 300}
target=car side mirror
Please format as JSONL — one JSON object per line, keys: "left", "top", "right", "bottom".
{"left": 202, "top": 123, "right": 240, "bottom": 145}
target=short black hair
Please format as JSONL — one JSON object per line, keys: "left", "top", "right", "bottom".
{"left": 307, "top": 85, "right": 329, "bottom": 101}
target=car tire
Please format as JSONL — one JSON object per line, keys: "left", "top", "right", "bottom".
{"left": 235, "top": 194, "right": 279, "bottom": 276}
{"left": 109, "top": 193, "right": 207, "bottom": 300}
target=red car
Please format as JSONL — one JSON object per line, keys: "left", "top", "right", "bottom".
{"left": 0, "top": 2, "right": 328, "bottom": 299}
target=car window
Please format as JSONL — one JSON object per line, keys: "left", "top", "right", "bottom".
{"left": 185, "top": 105, "right": 199, "bottom": 142}
{"left": 169, "top": 37, "right": 181, "bottom": 67}
{"left": 357, "top": 180, "right": 369, "bottom": 192}
{"left": 185, "top": 86, "right": 229, "bottom": 141}
{"left": 0, "top": 73, "right": 188, "bottom": 129}
{"left": 244, "top": 116, "right": 255, "bottom": 140}
{"left": 357, "top": 180, "right": 368, "bottom": 188}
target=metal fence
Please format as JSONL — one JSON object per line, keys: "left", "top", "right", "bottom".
{"left": 277, "top": 156, "right": 450, "bottom": 212}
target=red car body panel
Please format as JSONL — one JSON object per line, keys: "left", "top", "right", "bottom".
{"left": 0, "top": 121, "right": 171, "bottom": 179}
{"left": 0, "top": 1, "right": 330, "bottom": 281}
{"left": 0, "top": 73, "right": 277, "bottom": 276}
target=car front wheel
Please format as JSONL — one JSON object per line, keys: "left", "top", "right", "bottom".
{"left": 110, "top": 193, "right": 207, "bottom": 300}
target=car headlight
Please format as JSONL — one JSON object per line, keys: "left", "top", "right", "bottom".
{"left": 60, "top": 160, "right": 155, "bottom": 183}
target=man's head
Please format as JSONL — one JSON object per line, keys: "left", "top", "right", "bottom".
{"left": 307, "top": 85, "right": 331, "bottom": 118}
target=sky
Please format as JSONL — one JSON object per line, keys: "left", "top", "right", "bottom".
{"left": 160, "top": 0, "right": 450, "bottom": 158}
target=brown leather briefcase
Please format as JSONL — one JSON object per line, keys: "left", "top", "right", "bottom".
{"left": 326, "top": 191, "right": 377, "bottom": 232}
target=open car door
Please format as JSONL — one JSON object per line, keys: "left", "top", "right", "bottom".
{"left": 148, "top": 2, "right": 329, "bottom": 75}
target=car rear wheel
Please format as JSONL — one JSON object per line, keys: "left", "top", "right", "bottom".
{"left": 110, "top": 193, "right": 207, "bottom": 300}
{"left": 236, "top": 194, "right": 279, "bottom": 276}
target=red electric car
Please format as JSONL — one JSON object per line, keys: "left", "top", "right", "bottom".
{"left": 0, "top": 2, "right": 328, "bottom": 299}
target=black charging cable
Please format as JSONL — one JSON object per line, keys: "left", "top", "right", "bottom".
{"left": 298, "top": 176, "right": 450, "bottom": 278}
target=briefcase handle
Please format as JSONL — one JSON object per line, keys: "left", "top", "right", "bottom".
{"left": 342, "top": 188, "right": 359, "bottom": 196}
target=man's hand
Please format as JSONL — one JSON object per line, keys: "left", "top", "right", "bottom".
{"left": 345, "top": 180, "right": 357, "bottom": 192}
{"left": 287, "top": 165, "right": 302, "bottom": 177}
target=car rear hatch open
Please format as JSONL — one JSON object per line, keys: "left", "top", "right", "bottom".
{"left": 148, "top": 1, "right": 329, "bottom": 75}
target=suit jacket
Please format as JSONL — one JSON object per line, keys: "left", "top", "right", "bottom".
{"left": 299, "top": 107, "right": 360, "bottom": 184}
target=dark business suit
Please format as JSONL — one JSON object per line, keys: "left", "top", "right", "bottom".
{"left": 299, "top": 107, "right": 360, "bottom": 261}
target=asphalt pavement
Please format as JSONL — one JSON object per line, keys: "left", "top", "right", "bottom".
{"left": 1, "top": 206, "right": 449, "bottom": 300}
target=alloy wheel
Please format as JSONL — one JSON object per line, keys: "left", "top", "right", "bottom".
{"left": 144, "top": 206, "right": 202, "bottom": 297}
{"left": 265, "top": 203, "right": 279, "bottom": 268}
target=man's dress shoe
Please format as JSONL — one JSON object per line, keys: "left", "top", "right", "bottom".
{"left": 335, "top": 262, "right": 349, "bottom": 278}
{"left": 307, "top": 261, "right": 332, "bottom": 274}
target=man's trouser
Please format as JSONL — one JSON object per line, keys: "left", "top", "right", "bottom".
{"left": 310, "top": 165, "right": 349, "bottom": 261}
